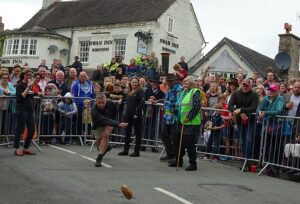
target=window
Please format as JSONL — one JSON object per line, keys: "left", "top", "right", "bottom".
{"left": 21, "top": 39, "right": 29, "bottom": 55}
{"left": 6, "top": 39, "right": 12, "bottom": 55}
{"left": 168, "top": 17, "right": 174, "bottom": 33}
{"left": 4, "top": 38, "right": 37, "bottom": 56}
{"left": 12, "top": 39, "right": 19, "bottom": 55}
{"left": 29, "top": 39, "right": 37, "bottom": 55}
{"left": 79, "top": 42, "right": 90, "bottom": 63}
{"left": 114, "top": 39, "right": 126, "bottom": 60}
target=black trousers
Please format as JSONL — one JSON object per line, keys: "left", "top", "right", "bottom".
{"left": 14, "top": 110, "right": 35, "bottom": 149}
{"left": 174, "top": 126, "right": 197, "bottom": 166}
{"left": 161, "top": 122, "right": 175, "bottom": 157}
{"left": 124, "top": 116, "right": 142, "bottom": 152}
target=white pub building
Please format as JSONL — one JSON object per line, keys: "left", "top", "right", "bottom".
{"left": 0, "top": 0, "right": 205, "bottom": 72}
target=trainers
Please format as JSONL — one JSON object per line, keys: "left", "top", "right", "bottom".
{"left": 201, "top": 156, "right": 209, "bottom": 161}
{"left": 160, "top": 155, "right": 175, "bottom": 161}
{"left": 209, "top": 156, "right": 218, "bottom": 162}
{"left": 185, "top": 165, "right": 197, "bottom": 171}
{"left": 219, "top": 156, "right": 230, "bottom": 161}
{"left": 95, "top": 159, "right": 102, "bottom": 167}
{"left": 129, "top": 152, "right": 140, "bottom": 157}
{"left": 118, "top": 151, "right": 129, "bottom": 156}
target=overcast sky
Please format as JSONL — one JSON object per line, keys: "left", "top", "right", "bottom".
{"left": 0, "top": 0, "right": 299, "bottom": 59}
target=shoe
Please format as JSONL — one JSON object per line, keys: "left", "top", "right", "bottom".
{"left": 151, "top": 148, "right": 159, "bottom": 153}
{"left": 103, "top": 145, "right": 112, "bottom": 156}
{"left": 95, "top": 156, "right": 102, "bottom": 167}
{"left": 22, "top": 149, "right": 36, "bottom": 155}
{"left": 118, "top": 151, "right": 129, "bottom": 156}
{"left": 168, "top": 161, "right": 183, "bottom": 167}
{"left": 185, "top": 165, "right": 197, "bottom": 171}
{"left": 160, "top": 155, "right": 175, "bottom": 161}
{"left": 209, "top": 156, "right": 218, "bottom": 163}
{"left": 200, "top": 156, "right": 209, "bottom": 161}
{"left": 129, "top": 152, "right": 140, "bottom": 157}
{"left": 14, "top": 149, "right": 23, "bottom": 156}
{"left": 219, "top": 156, "right": 230, "bottom": 161}
{"left": 140, "top": 147, "right": 146, "bottom": 151}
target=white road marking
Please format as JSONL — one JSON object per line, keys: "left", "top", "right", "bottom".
{"left": 154, "top": 187, "right": 193, "bottom": 204}
{"left": 49, "top": 145, "right": 112, "bottom": 168}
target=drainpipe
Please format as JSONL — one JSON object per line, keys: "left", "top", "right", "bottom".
{"left": 67, "top": 27, "right": 74, "bottom": 65}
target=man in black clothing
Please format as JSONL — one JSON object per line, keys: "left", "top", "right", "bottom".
{"left": 178, "top": 56, "right": 188, "bottom": 72}
{"left": 143, "top": 76, "right": 165, "bottom": 152}
{"left": 229, "top": 78, "right": 259, "bottom": 170}
{"left": 91, "top": 93, "right": 127, "bottom": 167}
{"left": 72, "top": 56, "right": 82, "bottom": 76}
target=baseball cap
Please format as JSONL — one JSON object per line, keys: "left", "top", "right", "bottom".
{"left": 269, "top": 84, "right": 279, "bottom": 92}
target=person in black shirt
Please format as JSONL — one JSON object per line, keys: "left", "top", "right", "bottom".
{"left": 142, "top": 76, "right": 165, "bottom": 152}
{"left": 91, "top": 93, "right": 127, "bottom": 167}
{"left": 14, "top": 68, "right": 36, "bottom": 156}
{"left": 178, "top": 56, "right": 188, "bottom": 72}
{"left": 72, "top": 56, "right": 83, "bottom": 76}
{"left": 118, "top": 77, "right": 145, "bottom": 157}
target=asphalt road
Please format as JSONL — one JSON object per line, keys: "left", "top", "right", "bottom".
{"left": 0, "top": 145, "right": 298, "bottom": 204}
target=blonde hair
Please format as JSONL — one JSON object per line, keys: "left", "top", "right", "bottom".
{"left": 183, "top": 76, "right": 195, "bottom": 88}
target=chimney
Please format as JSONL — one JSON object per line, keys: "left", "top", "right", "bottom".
{"left": 42, "top": 0, "right": 60, "bottom": 9}
{"left": 0, "top": 16, "right": 4, "bottom": 31}
{"left": 278, "top": 23, "right": 300, "bottom": 80}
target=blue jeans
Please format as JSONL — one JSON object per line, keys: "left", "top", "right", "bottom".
{"left": 237, "top": 120, "right": 255, "bottom": 159}
{"left": 206, "top": 130, "right": 221, "bottom": 154}
{"left": 14, "top": 110, "right": 35, "bottom": 149}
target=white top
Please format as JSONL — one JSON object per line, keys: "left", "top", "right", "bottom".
{"left": 288, "top": 94, "right": 300, "bottom": 117}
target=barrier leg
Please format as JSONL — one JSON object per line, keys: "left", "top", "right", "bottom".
{"left": 241, "top": 159, "right": 248, "bottom": 172}
{"left": 90, "top": 140, "right": 95, "bottom": 152}
{"left": 258, "top": 163, "right": 269, "bottom": 176}
{"left": 78, "top": 136, "right": 84, "bottom": 147}
{"left": 159, "top": 147, "right": 165, "bottom": 159}
{"left": 32, "top": 140, "right": 42, "bottom": 152}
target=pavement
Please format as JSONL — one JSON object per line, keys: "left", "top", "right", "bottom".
{"left": 0, "top": 145, "right": 299, "bottom": 204}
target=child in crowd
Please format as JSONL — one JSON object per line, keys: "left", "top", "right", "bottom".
{"left": 206, "top": 102, "right": 225, "bottom": 162}
{"left": 40, "top": 86, "right": 56, "bottom": 145}
{"left": 82, "top": 99, "right": 92, "bottom": 138}
{"left": 57, "top": 92, "right": 77, "bottom": 145}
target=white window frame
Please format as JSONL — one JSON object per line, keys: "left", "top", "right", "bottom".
{"left": 21, "top": 39, "right": 29, "bottom": 55}
{"left": 6, "top": 39, "right": 13, "bottom": 55}
{"left": 12, "top": 39, "right": 19, "bottom": 55}
{"left": 29, "top": 39, "right": 37, "bottom": 55}
{"left": 167, "top": 17, "right": 174, "bottom": 34}
{"left": 113, "top": 39, "right": 126, "bottom": 60}
{"left": 79, "top": 41, "right": 90, "bottom": 63}
{"left": 4, "top": 38, "right": 37, "bottom": 56}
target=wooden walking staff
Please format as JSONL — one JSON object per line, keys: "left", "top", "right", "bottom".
{"left": 176, "top": 124, "right": 184, "bottom": 170}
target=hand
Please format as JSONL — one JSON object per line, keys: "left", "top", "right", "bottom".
{"left": 259, "top": 111, "right": 265, "bottom": 118}
{"left": 119, "top": 123, "right": 128, "bottom": 128}
{"left": 240, "top": 113, "right": 248, "bottom": 120}
{"left": 286, "top": 102, "right": 293, "bottom": 109}
{"left": 118, "top": 99, "right": 122, "bottom": 104}
{"left": 134, "top": 115, "right": 138, "bottom": 119}
{"left": 183, "top": 118, "right": 189, "bottom": 123}
{"left": 233, "top": 109, "right": 241, "bottom": 115}
{"left": 150, "top": 96, "right": 156, "bottom": 100}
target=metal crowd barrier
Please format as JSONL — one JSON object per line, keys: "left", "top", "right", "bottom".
{"left": 258, "top": 115, "right": 300, "bottom": 178}
{"left": 1, "top": 95, "right": 299, "bottom": 178}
